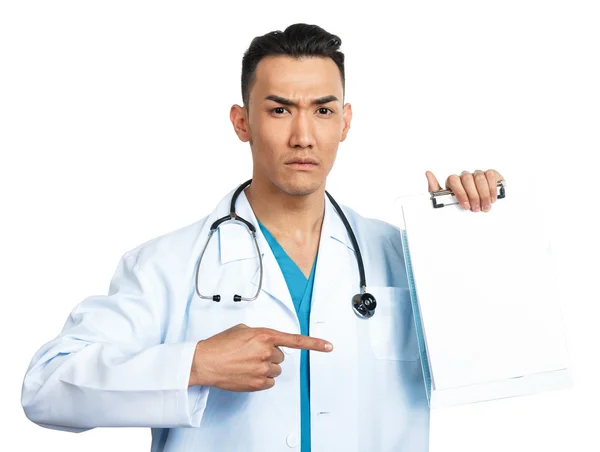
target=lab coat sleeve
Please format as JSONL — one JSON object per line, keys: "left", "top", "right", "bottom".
{"left": 21, "top": 250, "right": 209, "bottom": 430}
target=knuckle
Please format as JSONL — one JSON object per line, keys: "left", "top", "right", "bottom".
{"left": 259, "top": 350, "right": 272, "bottom": 361}
{"left": 447, "top": 174, "right": 460, "bottom": 184}
{"left": 255, "top": 331, "right": 272, "bottom": 343}
{"left": 260, "top": 363, "right": 272, "bottom": 376}
{"left": 252, "top": 378, "right": 267, "bottom": 391}
{"left": 254, "top": 377, "right": 272, "bottom": 390}
{"left": 275, "top": 351, "right": 285, "bottom": 364}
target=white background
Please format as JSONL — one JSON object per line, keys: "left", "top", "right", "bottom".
{"left": 1, "top": 1, "right": 598, "bottom": 451}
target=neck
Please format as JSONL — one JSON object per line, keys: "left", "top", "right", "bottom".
{"left": 244, "top": 177, "right": 325, "bottom": 242}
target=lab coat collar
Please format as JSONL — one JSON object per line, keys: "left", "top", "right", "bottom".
{"left": 215, "top": 185, "right": 355, "bottom": 265}
{"left": 211, "top": 184, "right": 355, "bottom": 320}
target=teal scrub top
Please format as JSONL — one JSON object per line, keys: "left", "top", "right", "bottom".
{"left": 258, "top": 221, "right": 317, "bottom": 452}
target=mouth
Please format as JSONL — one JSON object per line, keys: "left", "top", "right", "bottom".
{"left": 285, "top": 160, "right": 319, "bottom": 171}
{"left": 285, "top": 157, "right": 319, "bottom": 170}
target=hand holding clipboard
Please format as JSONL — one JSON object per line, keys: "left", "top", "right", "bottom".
{"left": 425, "top": 169, "right": 505, "bottom": 212}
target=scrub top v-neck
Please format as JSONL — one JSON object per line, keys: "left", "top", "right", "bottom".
{"left": 258, "top": 221, "right": 317, "bottom": 452}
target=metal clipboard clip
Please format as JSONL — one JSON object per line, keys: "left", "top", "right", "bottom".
{"left": 430, "top": 180, "right": 506, "bottom": 209}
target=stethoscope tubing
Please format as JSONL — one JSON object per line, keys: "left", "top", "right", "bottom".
{"left": 194, "top": 179, "right": 374, "bottom": 318}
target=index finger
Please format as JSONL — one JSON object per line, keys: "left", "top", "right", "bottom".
{"left": 270, "top": 330, "right": 333, "bottom": 352}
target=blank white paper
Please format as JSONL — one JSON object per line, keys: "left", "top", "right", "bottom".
{"left": 395, "top": 179, "right": 570, "bottom": 394}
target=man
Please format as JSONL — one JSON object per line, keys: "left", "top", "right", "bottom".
{"left": 22, "top": 23, "right": 504, "bottom": 451}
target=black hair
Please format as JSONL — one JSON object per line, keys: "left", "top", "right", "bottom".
{"left": 241, "top": 23, "right": 345, "bottom": 110}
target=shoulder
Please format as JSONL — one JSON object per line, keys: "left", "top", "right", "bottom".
{"left": 340, "top": 203, "right": 403, "bottom": 245}
{"left": 121, "top": 216, "right": 210, "bottom": 276}
{"left": 338, "top": 204, "right": 408, "bottom": 288}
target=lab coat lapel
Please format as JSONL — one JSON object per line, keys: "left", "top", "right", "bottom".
{"left": 309, "top": 195, "right": 358, "bottom": 322}
{"left": 216, "top": 189, "right": 297, "bottom": 320}
{"left": 250, "top": 230, "right": 297, "bottom": 323}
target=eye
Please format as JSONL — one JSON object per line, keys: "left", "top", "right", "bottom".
{"left": 317, "top": 107, "right": 334, "bottom": 115}
{"left": 270, "top": 107, "right": 288, "bottom": 115}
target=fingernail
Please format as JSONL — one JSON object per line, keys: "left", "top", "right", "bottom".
{"left": 463, "top": 202, "right": 470, "bottom": 210}
{"left": 473, "top": 205, "right": 481, "bottom": 212}
{"left": 483, "top": 204, "right": 491, "bottom": 212}
{"left": 324, "top": 343, "right": 333, "bottom": 351}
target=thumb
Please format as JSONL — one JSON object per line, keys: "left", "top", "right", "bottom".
{"left": 425, "top": 171, "right": 442, "bottom": 192}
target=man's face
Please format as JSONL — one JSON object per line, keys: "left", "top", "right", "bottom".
{"left": 232, "top": 55, "right": 352, "bottom": 197}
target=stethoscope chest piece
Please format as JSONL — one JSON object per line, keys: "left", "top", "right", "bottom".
{"left": 352, "top": 292, "right": 377, "bottom": 319}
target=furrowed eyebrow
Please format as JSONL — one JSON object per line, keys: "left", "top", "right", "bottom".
{"left": 264, "top": 94, "right": 339, "bottom": 107}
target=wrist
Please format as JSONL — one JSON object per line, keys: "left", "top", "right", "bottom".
{"left": 188, "top": 340, "right": 211, "bottom": 387}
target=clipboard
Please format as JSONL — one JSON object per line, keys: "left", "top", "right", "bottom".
{"left": 394, "top": 179, "right": 572, "bottom": 408}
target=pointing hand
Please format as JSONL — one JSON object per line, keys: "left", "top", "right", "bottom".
{"left": 189, "top": 323, "right": 333, "bottom": 391}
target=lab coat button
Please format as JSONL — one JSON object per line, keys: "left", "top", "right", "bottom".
{"left": 286, "top": 432, "right": 299, "bottom": 447}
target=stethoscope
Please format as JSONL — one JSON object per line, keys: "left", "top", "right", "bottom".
{"left": 194, "top": 179, "right": 377, "bottom": 319}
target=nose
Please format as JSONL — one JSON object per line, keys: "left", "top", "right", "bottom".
{"left": 289, "top": 110, "right": 316, "bottom": 149}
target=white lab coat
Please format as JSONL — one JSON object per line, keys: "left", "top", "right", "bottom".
{"left": 22, "top": 186, "right": 430, "bottom": 451}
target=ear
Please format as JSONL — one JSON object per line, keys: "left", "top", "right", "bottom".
{"left": 230, "top": 104, "right": 251, "bottom": 142}
{"left": 340, "top": 103, "right": 352, "bottom": 142}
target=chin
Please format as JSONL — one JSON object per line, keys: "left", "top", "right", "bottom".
{"left": 276, "top": 176, "right": 323, "bottom": 197}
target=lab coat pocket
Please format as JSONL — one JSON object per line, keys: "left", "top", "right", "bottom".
{"left": 367, "top": 286, "right": 419, "bottom": 361}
